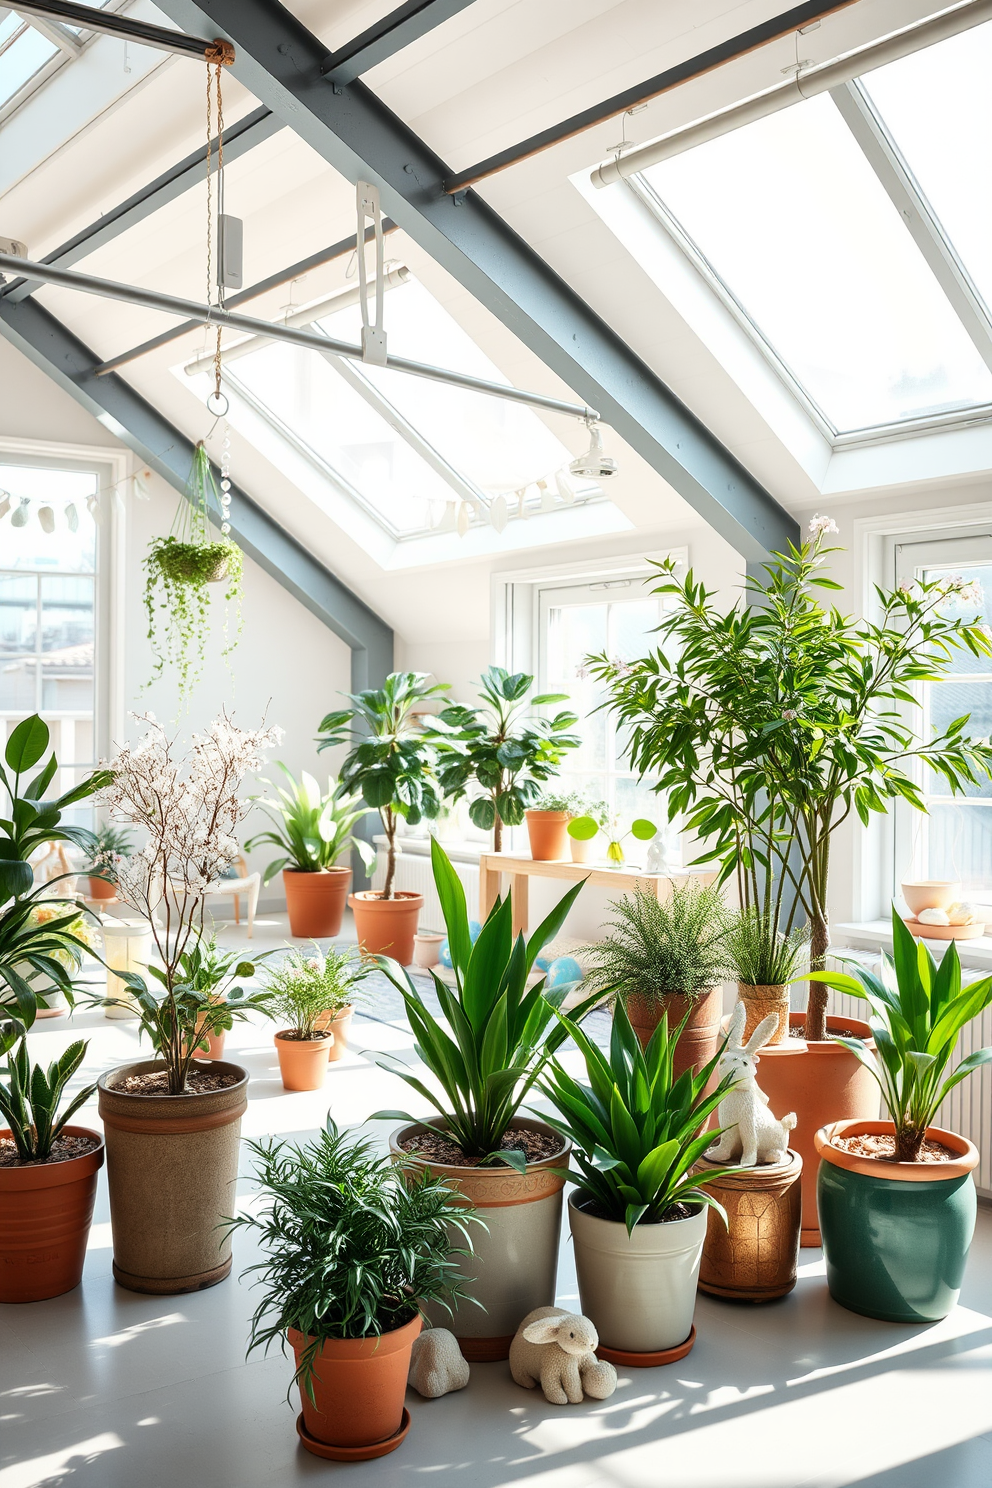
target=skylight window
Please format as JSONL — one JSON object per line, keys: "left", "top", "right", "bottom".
{"left": 226, "top": 275, "right": 588, "bottom": 538}
{"left": 636, "top": 92, "right": 992, "bottom": 436}
{"left": 0, "top": 15, "right": 59, "bottom": 108}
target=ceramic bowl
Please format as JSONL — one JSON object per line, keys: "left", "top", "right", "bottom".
{"left": 901, "top": 881, "right": 961, "bottom": 917}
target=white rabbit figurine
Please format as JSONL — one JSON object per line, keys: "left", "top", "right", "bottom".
{"left": 706, "top": 1003, "right": 797, "bottom": 1167}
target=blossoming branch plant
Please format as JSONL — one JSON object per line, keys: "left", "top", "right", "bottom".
{"left": 590, "top": 517, "right": 992, "bottom": 1041}
{"left": 98, "top": 712, "right": 281, "bottom": 1093}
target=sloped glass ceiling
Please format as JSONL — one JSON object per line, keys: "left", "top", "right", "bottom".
{"left": 636, "top": 22, "right": 992, "bottom": 438}
{"left": 227, "top": 275, "right": 596, "bottom": 538}
{"left": 0, "top": 2, "right": 113, "bottom": 114}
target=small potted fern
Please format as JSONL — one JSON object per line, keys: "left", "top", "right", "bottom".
{"left": 585, "top": 881, "right": 730, "bottom": 1074}
{"left": 725, "top": 907, "right": 810, "bottom": 1046}
{"left": 143, "top": 441, "right": 243, "bottom": 706}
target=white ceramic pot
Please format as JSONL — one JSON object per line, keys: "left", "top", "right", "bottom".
{"left": 413, "top": 932, "right": 445, "bottom": 969}
{"left": 568, "top": 1191, "right": 707, "bottom": 1353}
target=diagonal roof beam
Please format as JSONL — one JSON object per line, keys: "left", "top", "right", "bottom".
{"left": 156, "top": 0, "right": 798, "bottom": 562}
{"left": 322, "top": 1, "right": 480, "bottom": 86}
{"left": 0, "top": 292, "right": 392, "bottom": 692}
{"left": 0, "top": 106, "right": 283, "bottom": 304}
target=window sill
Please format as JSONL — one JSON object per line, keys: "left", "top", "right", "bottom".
{"left": 835, "top": 920, "right": 992, "bottom": 972}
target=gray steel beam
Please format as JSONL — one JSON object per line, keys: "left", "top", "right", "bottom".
{"left": 0, "top": 106, "right": 283, "bottom": 304}
{"left": 156, "top": 0, "right": 798, "bottom": 562}
{"left": 322, "top": 1, "right": 480, "bottom": 86}
{"left": 0, "top": 292, "right": 393, "bottom": 693}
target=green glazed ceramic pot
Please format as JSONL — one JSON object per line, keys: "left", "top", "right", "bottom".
{"left": 815, "top": 1120, "right": 979, "bottom": 1324}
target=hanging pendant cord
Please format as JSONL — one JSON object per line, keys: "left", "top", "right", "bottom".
{"left": 205, "top": 52, "right": 226, "bottom": 412}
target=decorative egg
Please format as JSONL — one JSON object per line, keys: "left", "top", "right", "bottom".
{"left": 917, "top": 908, "right": 950, "bottom": 926}
{"left": 438, "top": 938, "right": 453, "bottom": 968}
{"left": 545, "top": 956, "right": 583, "bottom": 989}
{"left": 534, "top": 955, "right": 550, "bottom": 972}
{"left": 947, "top": 902, "right": 979, "bottom": 926}
{"left": 468, "top": 920, "right": 482, "bottom": 943}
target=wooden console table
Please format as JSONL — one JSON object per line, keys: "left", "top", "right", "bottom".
{"left": 478, "top": 852, "right": 716, "bottom": 938}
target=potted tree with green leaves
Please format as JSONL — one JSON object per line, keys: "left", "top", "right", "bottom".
{"left": 0, "top": 1032, "right": 103, "bottom": 1303}
{"left": 427, "top": 666, "right": 579, "bottom": 854}
{"left": 538, "top": 999, "right": 735, "bottom": 1364}
{"left": 228, "top": 1118, "right": 479, "bottom": 1460}
{"left": 584, "top": 881, "right": 731, "bottom": 1075}
{"left": 318, "top": 672, "right": 447, "bottom": 963}
{"left": 372, "top": 837, "right": 596, "bottom": 1361}
{"left": 143, "top": 440, "right": 244, "bottom": 708}
{"left": 811, "top": 908, "right": 992, "bottom": 1323}
{"left": 590, "top": 517, "right": 992, "bottom": 1242}
{"left": 246, "top": 764, "right": 372, "bottom": 938}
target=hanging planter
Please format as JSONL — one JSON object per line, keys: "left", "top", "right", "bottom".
{"left": 143, "top": 441, "right": 243, "bottom": 705}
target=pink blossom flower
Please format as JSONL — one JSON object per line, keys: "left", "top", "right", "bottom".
{"left": 807, "top": 513, "right": 839, "bottom": 538}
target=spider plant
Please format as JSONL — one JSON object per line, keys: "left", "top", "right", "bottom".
{"left": 538, "top": 998, "right": 737, "bottom": 1233}
{"left": 245, "top": 763, "right": 373, "bottom": 882}
{"left": 228, "top": 1118, "right": 480, "bottom": 1398}
{"left": 0, "top": 1034, "right": 96, "bottom": 1161}
{"left": 372, "top": 836, "right": 599, "bottom": 1169}
{"left": 809, "top": 907, "right": 992, "bottom": 1161}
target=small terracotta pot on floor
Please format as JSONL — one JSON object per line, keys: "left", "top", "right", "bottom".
{"left": 283, "top": 866, "right": 351, "bottom": 938}
{"left": 97, "top": 1059, "right": 248, "bottom": 1294}
{"left": 695, "top": 1151, "right": 802, "bottom": 1302}
{"left": 289, "top": 1314, "right": 420, "bottom": 1460}
{"left": 525, "top": 810, "right": 571, "bottom": 861}
{"left": 275, "top": 1030, "right": 333, "bottom": 1090}
{"left": 625, "top": 986, "right": 723, "bottom": 1078}
{"left": 751, "top": 1012, "right": 879, "bottom": 1247}
{"left": 314, "top": 1005, "right": 352, "bottom": 1063}
{"left": 0, "top": 1126, "right": 104, "bottom": 1303}
{"left": 350, "top": 890, "right": 423, "bottom": 965}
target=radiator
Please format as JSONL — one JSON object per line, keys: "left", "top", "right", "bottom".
{"left": 371, "top": 843, "right": 479, "bottom": 936}
{"left": 826, "top": 949, "right": 992, "bottom": 1199}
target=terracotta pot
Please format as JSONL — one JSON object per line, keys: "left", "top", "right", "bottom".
{"left": 696, "top": 1150, "right": 802, "bottom": 1302}
{"left": 314, "top": 1005, "right": 352, "bottom": 1063}
{"left": 750, "top": 1012, "right": 879, "bottom": 1247}
{"left": 738, "top": 983, "right": 790, "bottom": 1046}
{"left": 569, "top": 834, "right": 594, "bottom": 863}
{"left": 97, "top": 1058, "right": 248, "bottom": 1294}
{"left": 87, "top": 875, "right": 117, "bottom": 900}
{"left": 350, "top": 890, "right": 423, "bottom": 965}
{"left": 283, "top": 867, "right": 352, "bottom": 938}
{"left": 289, "top": 1314, "right": 421, "bottom": 1459}
{"left": 625, "top": 985, "right": 723, "bottom": 1077}
{"left": 816, "top": 1120, "right": 979, "bottom": 1322}
{"left": 390, "top": 1118, "right": 568, "bottom": 1361}
{"left": 901, "top": 880, "right": 960, "bottom": 916}
{"left": 0, "top": 1126, "right": 104, "bottom": 1303}
{"left": 568, "top": 1190, "right": 706, "bottom": 1356}
{"left": 275, "top": 1030, "right": 332, "bottom": 1090}
{"left": 525, "top": 811, "right": 571, "bottom": 861}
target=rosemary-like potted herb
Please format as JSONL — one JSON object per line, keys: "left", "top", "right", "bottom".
{"left": 143, "top": 441, "right": 243, "bottom": 706}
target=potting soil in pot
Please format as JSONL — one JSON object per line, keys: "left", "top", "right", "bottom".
{"left": 0, "top": 1133, "right": 101, "bottom": 1166}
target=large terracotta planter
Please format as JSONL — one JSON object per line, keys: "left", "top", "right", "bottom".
{"left": 390, "top": 1117, "right": 568, "bottom": 1361}
{"left": 568, "top": 1190, "right": 706, "bottom": 1358}
{"left": 289, "top": 1314, "right": 420, "bottom": 1460}
{"left": 696, "top": 1150, "right": 802, "bottom": 1302}
{"left": 283, "top": 866, "right": 351, "bottom": 938}
{"left": 625, "top": 985, "right": 723, "bottom": 1077}
{"left": 350, "top": 890, "right": 423, "bottom": 965}
{"left": 752, "top": 1012, "right": 879, "bottom": 1247}
{"left": 816, "top": 1120, "right": 979, "bottom": 1323}
{"left": 738, "top": 982, "right": 790, "bottom": 1045}
{"left": 274, "top": 1030, "right": 332, "bottom": 1090}
{"left": 525, "top": 810, "right": 571, "bottom": 861}
{"left": 315, "top": 1005, "right": 353, "bottom": 1062}
{"left": 0, "top": 1126, "right": 104, "bottom": 1303}
{"left": 97, "top": 1058, "right": 248, "bottom": 1294}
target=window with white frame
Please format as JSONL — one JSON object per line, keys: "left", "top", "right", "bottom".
{"left": 0, "top": 461, "right": 103, "bottom": 827}
{"left": 892, "top": 532, "right": 992, "bottom": 911}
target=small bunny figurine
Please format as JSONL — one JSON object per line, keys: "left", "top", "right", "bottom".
{"left": 706, "top": 1003, "right": 797, "bottom": 1167}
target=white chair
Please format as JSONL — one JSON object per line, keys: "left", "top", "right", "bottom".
{"left": 168, "top": 853, "right": 261, "bottom": 938}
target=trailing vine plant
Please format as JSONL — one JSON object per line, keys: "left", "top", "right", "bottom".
{"left": 143, "top": 441, "right": 243, "bottom": 709}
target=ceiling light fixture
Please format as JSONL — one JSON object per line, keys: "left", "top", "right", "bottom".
{"left": 569, "top": 421, "right": 619, "bottom": 481}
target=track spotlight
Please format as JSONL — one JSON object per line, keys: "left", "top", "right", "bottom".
{"left": 569, "top": 421, "right": 618, "bottom": 481}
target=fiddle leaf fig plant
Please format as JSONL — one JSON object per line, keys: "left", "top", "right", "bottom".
{"left": 427, "top": 667, "right": 580, "bottom": 851}
{"left": 143, "top": 441, "right": 244, "bottom": 708}
{"left": 590, "top": 518, "right": 992, "bottom": 1041}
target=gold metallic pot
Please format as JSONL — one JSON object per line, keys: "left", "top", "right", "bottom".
{"left": 695, "top": 1150, "right": 802, "bottom": 1302}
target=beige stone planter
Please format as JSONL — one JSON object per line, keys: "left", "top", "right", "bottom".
{"left": 568, "top": 1191, "right": 707, "bottom": 1355}
{"left": 390, "top": 1117, "right": 568, "bottom": 1361}
{"left": 97, "top": 1058, "right": 248, "bottom": 1294}
{"left": 737, "top": 983, "right": 790, "bottom": 1045}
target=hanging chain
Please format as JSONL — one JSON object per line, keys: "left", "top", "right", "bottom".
{"left": 205, "top": 55, "right": 226, "bottom": 413}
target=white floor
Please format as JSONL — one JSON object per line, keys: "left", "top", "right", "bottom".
{"left": 3, "top": 912, "right": 992, "bottom": 1488}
